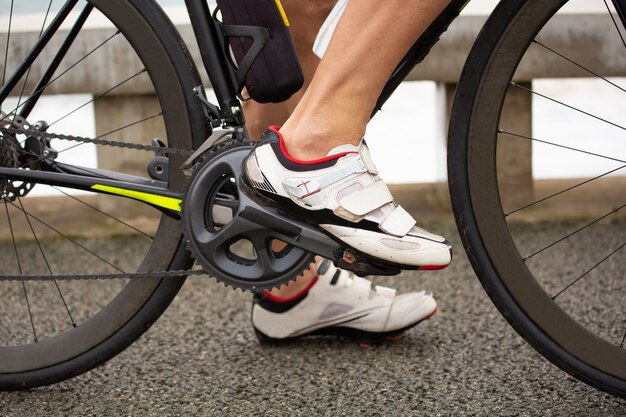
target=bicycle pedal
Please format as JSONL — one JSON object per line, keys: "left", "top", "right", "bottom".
{"left": 333, "top": 249, "right": 401, "bottom": 277}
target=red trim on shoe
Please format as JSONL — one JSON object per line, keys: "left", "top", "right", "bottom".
{"left": 262, "top": 275, "right": 319, "bottom": 303}
{"left": 268, "top": 126, "right": 358, "bottom": 165}
{"left": 419, "top": 264, "right": 449, "bottom": 271}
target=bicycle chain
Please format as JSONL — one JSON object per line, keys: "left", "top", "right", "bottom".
{"left": 0, "top": 269, "right": 209, "bottom": 282}
{"left": 0, "top": 126, "right": 196, "bottom": 157}
{"left": 0, "top": 124, "right": 210, "bottom": 282}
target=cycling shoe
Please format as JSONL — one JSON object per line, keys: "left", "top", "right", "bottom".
{"left": 243, "top": 126, "right": 452, "bottom": 270}
{"left": 252, "top": 259, "right": 437, "bottom": 341}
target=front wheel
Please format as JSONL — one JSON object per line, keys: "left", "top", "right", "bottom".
{"left": 449, "top": 0, "right": 626, "bottom": 397}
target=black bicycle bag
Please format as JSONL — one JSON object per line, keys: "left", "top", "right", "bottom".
{"left": 216, "top": 0, "right": 304, "bottom": 103}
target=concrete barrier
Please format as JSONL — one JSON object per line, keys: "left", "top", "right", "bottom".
{"left": 3, "top": 14, "right": 624, "bottom": 94}
{"left": 1, "top": 12, "right": 624, "bottom": 224}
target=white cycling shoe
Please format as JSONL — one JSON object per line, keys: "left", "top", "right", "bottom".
{"left": 252, "top": 259, "right": 437, "bottom": 343}
{"left": 244, "top": 126, "right": 452, "bottom": 270}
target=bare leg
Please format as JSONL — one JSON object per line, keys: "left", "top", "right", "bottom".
{"left": 250, "top": 0, "right": 449, "bottom": 297}
{"left": 281, "top": 0, "right": 449, "bottom": 160}
{"left": 243, "top": 0, "right": 336, "bottom": 138}
{"left": 243, "top": 0, "right": 336, "bottom": 299}
{"left": 250, "top": 2, "right": 447, "bottom": 335}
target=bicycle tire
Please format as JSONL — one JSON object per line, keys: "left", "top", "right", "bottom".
{"left": 449, "top": 0, "right": 626, "bottom": 397}
{"left": 0, "top": 0, "right": 207, "bottom": 389}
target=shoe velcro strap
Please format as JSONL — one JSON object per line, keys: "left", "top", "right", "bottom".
{"left": 380, "top": 206, "right": 416, "bottom": 237}
{"left": 349, "top": 277, "right": 396, "bottom": 301}
{"left": 373, "top": 284, "right": 396, "bottom": 299}
{"left": 339, "top": 180, "right": 393, "bottom": 216}
{"left": 283, "top": 157, "right": 367, "bottom": 200}
{"left": 359, "top": 146, "right": 378, "bottom": 175}
{"left": 350, "top": 276, "right": 375, "bottom": 295}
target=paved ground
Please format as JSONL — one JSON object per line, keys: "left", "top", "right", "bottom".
{"left": 1, "top": 222, "right": 625, "bottom": 416}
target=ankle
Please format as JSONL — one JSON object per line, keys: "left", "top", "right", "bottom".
{"left": 279, "top": 123, "right": 362, "bottom": 161}
{"left": 279, "top": 125, "right": 333, "bottom": 161}
{"left": 265, "top": 264, "right": 318, "bottom": 301}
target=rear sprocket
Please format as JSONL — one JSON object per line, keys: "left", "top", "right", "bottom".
{"left": 0, "top": 122, "right": 34, "bottom": 201}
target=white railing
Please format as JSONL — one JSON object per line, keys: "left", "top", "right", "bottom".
{"left": 2, "top": 13, "right": 624, "bottom": 216}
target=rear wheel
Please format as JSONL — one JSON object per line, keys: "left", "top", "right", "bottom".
{"left": 449, "top": 0, "right": 626, "bottom": 397}
{"left": 0, "top": 0, "right": 207, "bottom": 389}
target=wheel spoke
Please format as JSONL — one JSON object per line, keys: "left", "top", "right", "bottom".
{"left": 4, "top": 199, "right": 38, "bottom": 342}
{"left": 6, "top": 200, "right": 126, "bottom": 273}
{"left": 19, "top": 3, "right": 94, "bottom": 120}
{"left": 510, "top": 81, "right": 626, "bottom": 132}
{"left": 96, "top": 112, "right": 163, "bottom": 139}
{"left": 532, "top": 39, "right": 626, "bottom": 94}
{"left": 0, "top": 0, "right": 78, "bottom": 103}
{"left": 1, "top": 0, "right": 14, "bottom": 88}
{"left": 16, "top": 199, "right": 53, "bottom": 276}
{"left": 52, "top": 186, "right": 153, "bottom": 239}
{"left": 21, "top": 282, "right": 38, "bottom": 343}
{"left": 11, "top": 0, "right": 54, "bottom": 125}
{"left": 523, "top": 203, "right": 625, "bottom": 261}
{"left": 46, "top": 69, "right": 147, "bottom": 128}
{"left": 604, "top": 0, "right": 626, "bottom": 49}
{"left": 552, "top": 242, "right": 625, "bottom": 300}
{"left": 18, "top": 112, "right": 163, "bottom": 170}
{"left": 17, "top": 197, "right": 76, "bottom": 328}
{"left": 0, "top": 30, "right": 121, "bottom": 124}
{"left": 505, "top": 164, "right": 626, "bottom": 217}
{"left": 498, "top": 129, "right": 626, "bottom": 164}
{"left": 4, "top": 200, "right": 23, "bottom": 275}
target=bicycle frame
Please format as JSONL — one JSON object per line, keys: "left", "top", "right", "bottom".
{"left": 1, "top": 0, "right": 625, "bottom": 214}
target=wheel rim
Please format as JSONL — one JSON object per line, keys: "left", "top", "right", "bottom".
{"left": 0, "top": 0, "right": 190, "bottom": 374}
{"left": 466, "top": 0, "right": 625, "bottom": 381}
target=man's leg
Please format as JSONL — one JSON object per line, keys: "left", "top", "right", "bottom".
{"left": 248, "top": 0, "right": 448, "bottom": 342}
{"left": 243, "top": 0, "right": 336, "bottom": 300}
{"left": 281, "top": 0, "right": 450, "bottom": 160}
{"left": 243, "top": 0, "right": 336, "bottom": 139}
{"left": 244, "top": 0, "right": 452, "bottom": 270}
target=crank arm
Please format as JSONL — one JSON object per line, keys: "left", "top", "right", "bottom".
{"left": 238, "top": 204, "right": 341, "bottom": 262}
{"left": 212, "top": 184, "right": 402, "bottom": 277}
{"left": 240, "top": 204, "right": 403, "bottom": 277}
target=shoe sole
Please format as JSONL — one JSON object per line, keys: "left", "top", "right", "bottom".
{"left": 253, "top": 307, "right": 438, "bottom": 346}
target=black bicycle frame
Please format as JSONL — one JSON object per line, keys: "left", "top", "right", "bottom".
{"left": 374, "top": 0, "right": 469, "bottom": 117}
{"left": 184, "top": 0, "right": 245, "bottom": 127}
{"left": 2, "top": 0, "right": 626, "bottom": 213}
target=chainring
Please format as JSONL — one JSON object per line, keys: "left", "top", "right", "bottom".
{"left": 182, "top": 139, "right": 315, "bottom": 292}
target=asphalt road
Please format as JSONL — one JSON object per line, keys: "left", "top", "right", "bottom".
{"left": 1, "top": 222, "right": 625, "bottom": 416}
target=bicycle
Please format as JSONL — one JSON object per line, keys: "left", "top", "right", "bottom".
{"left": 0, "top": 0, "right": 624, "bottom": 398}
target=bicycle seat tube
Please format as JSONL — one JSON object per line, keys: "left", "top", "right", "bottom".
{"left": 184, "top": 0, "right": 245, "bottom": 126}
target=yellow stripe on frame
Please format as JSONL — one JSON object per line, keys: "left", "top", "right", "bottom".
{"left": 274, "top": 0, "right": 290, "bottom": 27}
{"left": 91, "top": 184, "right": 182, "bottom": 212}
